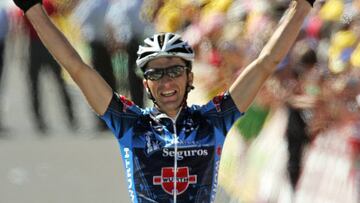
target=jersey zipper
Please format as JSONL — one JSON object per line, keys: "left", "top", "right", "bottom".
{"left": 172, "top": 120, "right": 178, "bottom": 203}
{"left": 152, "top": 107, "right": 182, "bottom": 203}
{"left": 170, "top": 108, "right": 182, "bottom": 203}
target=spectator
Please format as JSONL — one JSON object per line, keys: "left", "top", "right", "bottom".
{"left": 21, "top": 0, "right": 76, "bottom": 133}
{"left": 106, "top": 0, "right": 152, "bottom": 108}
{"left": 0, "top": 5, "right": 9, "bottom": 131}
{"left": 72, "top": 0, "right": 116, "bottom": 130}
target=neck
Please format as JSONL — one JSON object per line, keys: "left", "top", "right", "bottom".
{"left": 167, "top": 111, "right": 179, "bottom": 120}
{"left": 156, "top": 105, "right": 183, "bottom": 120}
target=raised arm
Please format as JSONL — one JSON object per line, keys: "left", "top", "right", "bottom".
{"left": 229, "top": 0, "right": 313, "bottom": 112}
{"left": 16, "top": 2, "right": 113, "bottom": 115}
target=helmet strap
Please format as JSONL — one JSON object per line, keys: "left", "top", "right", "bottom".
{"left": 181, "top": 73, "right": 194, "bottom": 107}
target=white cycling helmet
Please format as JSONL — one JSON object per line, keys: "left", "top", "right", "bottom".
{"left": 136, "top": 33, "right": 195, "bottom": 71}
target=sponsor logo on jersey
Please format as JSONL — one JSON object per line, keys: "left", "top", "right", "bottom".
{"left": 153, "top": 167, "right": 197, "bottom": 195}
{"left": 118, "top": 94, "right": 134, "bottom": 112}
{"left": 211, "top": 160, "right": 220, "bottom": 202}
{"left": 145, "top": 134, "right": 161, "bottom": 155}
{"left": 212, "top": 93, "right": 224, "bottom": 112}
{"left": 123, "top": 147, "right": 135, "bottom": 202}
{"left": 162, "top": 148, "right": 208, "bottom": 160}
{"left": 216, "top": 146, "right": 222, "bottom": 156}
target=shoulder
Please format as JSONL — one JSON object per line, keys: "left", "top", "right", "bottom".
{"left": 195, "top": 92, "right": 239, "bottom": 114}
{"left": 105, "top": 93, "right": 144, "bottom": 116}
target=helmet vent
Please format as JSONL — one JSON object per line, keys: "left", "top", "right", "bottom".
{"left": 139, "top": 51, "right": 156, "bottom": 59}
{"left": 158, "top": 35, "right": 165, "bottom": 48}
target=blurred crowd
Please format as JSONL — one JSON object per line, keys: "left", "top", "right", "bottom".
{"left": 1, "top": 0, "right": 360, "bottom": 202}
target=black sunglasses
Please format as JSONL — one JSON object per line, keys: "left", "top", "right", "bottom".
{"left": 144, "top": 65, "right": 189, "bottom": 81}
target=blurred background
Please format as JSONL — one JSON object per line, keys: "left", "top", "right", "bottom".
{"left": 0, "top": 0, "right": 360, "bottom": 202}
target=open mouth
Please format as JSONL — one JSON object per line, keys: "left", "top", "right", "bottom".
{"left": 161, "top": 90, "right": 177, "bottom": 97}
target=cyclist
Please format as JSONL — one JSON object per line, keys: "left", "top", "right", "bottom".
{"left": 12, "top": 0, "right": 314, "bottom": 202}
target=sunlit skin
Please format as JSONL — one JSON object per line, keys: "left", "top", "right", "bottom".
{"left": 143, "top": 57, "right": 194, "bottom": 119}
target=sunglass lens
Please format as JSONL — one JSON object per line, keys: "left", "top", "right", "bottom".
{"left": 146, "top": 70, "right": 163, "bottom": 81}
{"left": 145, "top": 66, "right": 186, "bottom": 80}
{"left": 167, "top": 66, "right": 184, "bottom": 78}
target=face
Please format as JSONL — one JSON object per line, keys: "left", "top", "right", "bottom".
{"left": 143, "top": 57, "right": 193, "bottom": 117}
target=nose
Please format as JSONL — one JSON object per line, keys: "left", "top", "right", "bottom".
{"left": 160, "top": 74, "right": 173, "bottom": 82}
{"left": 158, "top": 74, "right": 174, "bottom": 87}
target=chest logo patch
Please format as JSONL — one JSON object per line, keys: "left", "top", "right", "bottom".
{"left": 145, "top": 134, "right": 161, "bottom": 155}
{"left": 153, "top": 167, "right": 197, "bottom": 195}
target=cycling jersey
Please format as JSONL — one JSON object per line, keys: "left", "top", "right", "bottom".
{"left": 101, "top": 91, "right": 244, "bottom": 203}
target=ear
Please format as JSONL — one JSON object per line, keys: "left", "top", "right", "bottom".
{"left": 187, "top": 72, "right": 194, "bottom": 87}
{"left": 143, "top": 79, "right": 155, "bottom": 100}
{"left": 143, "top": 79, "right": 148, "bottom": 90}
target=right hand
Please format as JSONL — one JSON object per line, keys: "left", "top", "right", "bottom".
{"left": 13, "top": 0, "right": 42, "bottom": 13}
